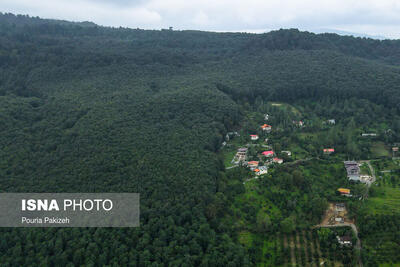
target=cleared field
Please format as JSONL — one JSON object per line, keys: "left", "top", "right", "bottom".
{"left": 379, "top": 263, "right": 400, "bottom": 267}
{"left": 371, "top": 142, "right": 390, "bottom": 158}
{"left": 270, "top": 102, "right": 302, "bottom": 116}
{"left": 223, "top": 149, "right": 237, "bottom": 167}
{"left": 238, "top": 230, "right": 253, "bottom": 247}
{"left": 367, "top": 186, "right": 400, "bottom": 215}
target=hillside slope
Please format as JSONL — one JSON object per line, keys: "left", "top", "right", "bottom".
{"left": 0, "top": 13, "right": 400, "bottom": 265}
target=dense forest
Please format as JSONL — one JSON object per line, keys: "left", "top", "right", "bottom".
{"left": 0, "top": 12, "right": 400, "bottom": 266}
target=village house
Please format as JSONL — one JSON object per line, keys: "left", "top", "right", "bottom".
{"left": 293, "top": 120, "right": 304, "bottom": 127}
{"left": 335, "top": 217, "right": 344, "bottom": 223}
{"left": 237, "top": 147, "right": 248, "bottom": 155}
{"left": 337, "top": 188, "right": 351, "bottom": 196}
{"left": 336, "top": 235, "right": 352, "bottom": 246}
{"left": 273, "top": 158, "right": 283, "bottom": 164}
{"left": 254, "top": 166, "right": 268, "bottom": 176}
{"left": 233, "top": 147, "right": 248, "bottom": 163}
{"left": 323, "top": 148, "right": 335, "bottom": 154}
{"left": 264, "top": 114, "right": 269, "bottom": 121}
{"left": 327, "top": 119, "right": 336, "bottom": 125}
{"left": 260, "top": 124, "right": 272, "bottom": 133}
{"left": 247, "top": 161, "right": 259, "bottom": 170}
{"left": 393, "top": 147, "right": 399, "bottom": 157}
{"left": 344, "top": 161, "right": 360, "bottom": 181}
{"left": 335, "top": 203, "right": 345, "bottom": 212}
{"left": 281, "top": 151, "right": 292, "bottom": 156}
{"left": 232, "top": 148, "right": 247, "bottom": 164}
{"left": 250, "top": 134, "right": 259, "bottom": 141}
{"left": 262, "top": 150, "right": 274, "bottom": 157}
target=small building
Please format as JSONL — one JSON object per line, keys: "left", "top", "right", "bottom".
{"left": 344, "top": 161, "right": 360, "bottom": 181}
{"left": 264, "top": 114, "right": 269, "bottom": 121}
{"left": 337, "top": 188, "right": 351, "bottom": 196}
{"left": 273, "top": 158, "right": 283, "bottom": 164}
{"left": 247, "top": 161, "right": 259, "bottom": 170}
{"left": 226, "top": 131, "right": 240, "bottom": 140}
{"left": 255, "top": 166, "right": 268, "bottom": 176}
{"left": 237, "top": 147, "right": 248, "bottom": 155}
{"left": 323, "top": 148, "right": 335, "bottom": 154}
{"left": 335, "top": 217, "right": 344, "bottom": 223}
{"left": 262, "top": 150, "right": 274, "bottom": 157}
{"left": 335, "top": 203, "right": 345, "bottom": 212}
{"left": 336, "top": 235, "right": 352, "bottom": 246}
{"left": 250, "top": 134, "right": 259, "bottom": 141}
{"left": 393, "top": 147, "right": 399, "bottom": 152}
{"left": 293, "top": 120, "right": 304, "bottom": 127}
{"left": 281, "top": 151, "right": 292, "bottom": 156}
{"left": 261, "top": 124, "right": 272, "bottom": 132}
{"left": 233, "top": 148, "right": 248, "bottom": 163}
{"left": 327, "top": 119, "right": 336, "bottom": 125}
{"left": 361, "top": 133, "right": 377, "bottom": 137}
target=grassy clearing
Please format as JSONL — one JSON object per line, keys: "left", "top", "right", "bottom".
{"left": 270, "top": 102, "right": 301, "bottom": 116}
{"left": 371, "top": 142, "right": 390, "bottom": 158}
{"left": 238, "top": 231, "right": 253, "bottom": 247}
{"left": 298, "top": 132, "right": 317, "bottom": 141}
{"left": 367, "top": 186, "right": 400, "bottom": 215}
{"left": 288, "top": 143, "right": 310, "bottom": 160}
{"left": 379, "top": 263, "right": 400, "bottom": 267}
{"left": 223, "top": 148, "right": 237, "bottom": 168}
{"left": 360, "top": 163, "right": 371, "bottom": 175}
{"left": 372, "top": 159, "right": 400, "bottom": 172}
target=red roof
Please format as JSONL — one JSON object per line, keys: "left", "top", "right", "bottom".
{"left": 273, "top": 158, "right": 283, "bottom": 162}
{"left": 248, "top": 161, "right": 259, "bottom": 165}
{"left": 262, "top": 151, "right": 274, "bottom": 156}
{"left": 250, "top": 134, "right": 258, "bottom": 137}
{"left": 261, "top": 124, "right": 271, "bottom": 128}
{"left": 323, "top": 148, "right": 335, "bottom": 152}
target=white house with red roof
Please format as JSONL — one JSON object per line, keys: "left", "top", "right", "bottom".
{"left": 250, "top": 134, "right": 259, "bottom": 141}
{"left": 247, "top": 161, "right": 259, "bottom": 170}
{"left": 323, "top": 148, "right": 335, "bottom": 154}
{"left": 273, "top": 158, "right": 283, "bottom": 164}
{"left": 260, "top": 124, "right": 272, "bottom": 132}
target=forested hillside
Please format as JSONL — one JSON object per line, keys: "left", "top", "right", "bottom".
{"left": 0, "top": 12, "right": 400, "bottom": 266}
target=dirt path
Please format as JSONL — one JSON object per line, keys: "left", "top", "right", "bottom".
{"left": 226, "top": 165, "right": 238, "bottom": 169}
{"left": 283, "top": 234, "right": 291, "bottom": 267}
{"left": 361, "top": 160, "right": 376, "bottom": 199}
{"left": 289, "top": 234, "right": 296, "bottom": 267}
{"left": 313, "top": 234, "right": 325, "bottom": 266}
{"left": 301, "top": 231, "right": 311, "bottom": 267}
{"left": 295, "top": 232, "right": 303, "bottom": 266}
{"left": 307, "top": 231, "right": 317, "bottom": 267}
{"left": 285, "top": 157, "right": 315, "bottom": 166}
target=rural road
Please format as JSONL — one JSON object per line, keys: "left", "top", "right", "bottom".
{"left": 359, "top": 160, "right": 377, "bottom": 199}
{"left": 226, "top": 165, "right": 238, "bottom": 169}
